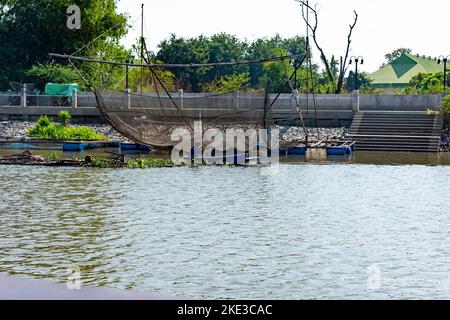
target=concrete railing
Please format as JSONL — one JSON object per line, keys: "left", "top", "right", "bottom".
{"left": 0, "top": 91, "right": 444, "bottom": 111}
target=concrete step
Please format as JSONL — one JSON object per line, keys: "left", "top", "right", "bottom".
{"left": 348, "top": 112, "right": 443, "bottom": 153}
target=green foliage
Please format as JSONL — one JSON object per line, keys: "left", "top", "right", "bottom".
{"left": 58, "top": 110, "right": 72, "bottom": 126}
{"left": 384, "top": 48, "right": 412, "bottom": 65}
{"left": 127, "top": 158, "right": 173, "bottom": 169}
{"left": 439, "top": 96, "right": 450, "bottom": 128}
{"left": 156, "top": 34, "right": 307, "bottom": 93}
{"left": 409, "top": 72, "right": 449, "bottom": 94}
{"left": 36, "top": 115, "right": 51, "bottom": 128}
{"left": 127, "top": 61, "right": 176, "bottom": 93}
{"left": 0, "top": 0, "right": 129, "bottom": 90}
{"left": 344, "top": 71, "right": 373, "bottom": 92}
{"left": 88, "top": 157, "right": 124, "bottom": 168}
{"left": 26, "top": 64, "right": 80, "bottom": 90}
{"left": 83, "top": 157, "right": 174, "bottom": 168}
{"left": 203, "top": 73, "right": 250, "bottom": 93}
{"left": 259, "top": 48, "right": 294, "bottom": 93}
{"left": 28, "top": 116, "right": 106, "bottom": 140}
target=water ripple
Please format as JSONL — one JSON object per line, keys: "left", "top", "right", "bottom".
{"left": 0, "top": 164, "right": 450, "bottom": 299}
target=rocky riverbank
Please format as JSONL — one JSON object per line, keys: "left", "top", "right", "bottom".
{"left": 1, "top": 120, "right": 349, "bottom": 143}
{"left": 440, "top": 129, "right": 450, "bottom": 152}
{"left": 4, "top": 120, "right": 448, "bottom": 151}
{"left": 277, "top": 126, "right": 349, "bottom": 144}
{"left": 0, "top": 121, "right": 130, "bottom": 142}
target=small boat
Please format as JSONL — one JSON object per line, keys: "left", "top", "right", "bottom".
{"left": 326, "top": 142, "right": 355, "bottom": 155}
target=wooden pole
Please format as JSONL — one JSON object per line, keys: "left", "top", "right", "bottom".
{"left": 140, "top": 3, "right": 144, "bottom": 96}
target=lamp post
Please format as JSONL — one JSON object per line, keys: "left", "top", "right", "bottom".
{"left": 438, "top": 55, "right": 450, "bottom": 91}
{"left": 349, "top": 56, "right": 364, "bottom": 91}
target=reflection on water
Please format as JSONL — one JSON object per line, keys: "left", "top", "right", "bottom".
{"left": 2, "top": 148, "right": 450, "bottom": 167}
{"left": 1, "top": 155, "right": 450, "bottom": 299}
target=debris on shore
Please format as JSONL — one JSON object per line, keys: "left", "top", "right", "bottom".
{"left": 0, "top": 150, "right": 175, "bottom": 168}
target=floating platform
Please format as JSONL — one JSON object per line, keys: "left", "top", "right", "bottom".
{"left": 280, "top": 142, "right": 355, "bottom": 156}
{"left": 120, "top": 143, "right": 152, "bottom": 151}
{"left": 326, "top": 142, "right": 355, "bottom": 155}
{"left": 0, "top": 138, "right": 152, "bottom": 153}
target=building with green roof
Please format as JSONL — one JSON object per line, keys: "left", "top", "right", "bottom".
{"left": 369, "top": 53, "right": 442, "bottom": 91}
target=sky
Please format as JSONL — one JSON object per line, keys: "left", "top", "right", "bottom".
{"left": 116, "top": 0, "right": 450, "bottom": 74}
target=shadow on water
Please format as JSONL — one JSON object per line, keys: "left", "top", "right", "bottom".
{"left": 281, "top": 151, "right": 450, "bottom": 166}
{"left": 2, "top": 147, "right": 450, "bottom": 167}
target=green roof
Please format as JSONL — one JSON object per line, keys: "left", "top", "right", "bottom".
{"left": 369, "top": 53, "right": 442, "bottom": 87}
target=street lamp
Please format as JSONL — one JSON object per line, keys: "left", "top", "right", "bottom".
{"left": 349, "top": 56, "right": 364, "bottom": 91}
{"left": 437, "top": 55, "right": 450, "bottom": 91}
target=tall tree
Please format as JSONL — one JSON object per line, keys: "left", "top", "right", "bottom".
{"left": 295, "top": 0, "right": 358, "bottom": 94}
{"left": 0, "top": 0, "right": 129, "bottom": 89}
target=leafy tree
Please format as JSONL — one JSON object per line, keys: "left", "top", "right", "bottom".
{"left": 247, "top": 35, "right": 306, "bottom": 88}
{"left": 203, "top": 73, "right": 250, "bottom": 93}
{"left": 25, "top": 64, "right": 80, "bottom": 90}
{"left": 383, "top": 48, "right": 412, "bottom": 66}
{"left": 126, "top": 64, "right": 176, "bottom": 93}
{"left": 408, "top": 72, "right": 448, "bottom": 94}
{"left": 259, "top": 48, "right": 294, "bottom": 93}
{"left": 344, "top": 71, "right": 373, "bottom": 91}
{"left": 0, "top": 0, "right": 129, "bottom": 90}
{"left": 156, "top": 34, "right": 211, "bottom": 92}
{"left": 156, "top": 33, "right": 308, "bottom": 93}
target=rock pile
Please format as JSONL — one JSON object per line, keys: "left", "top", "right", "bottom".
{"left": 440, "top": 129, "right": 450, "bottom": 152}
{"left": 1, "top": 120, "right": 350, "bottom": 145}
{"left": 0, "top": 121, "right": 130, "bottom": 142}
{"left": 278, "top": 126, "right": 349, "bottom": 144}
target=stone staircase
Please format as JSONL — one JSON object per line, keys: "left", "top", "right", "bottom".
{"left": 347, "top": 112, "right": 443, "bottom": 152}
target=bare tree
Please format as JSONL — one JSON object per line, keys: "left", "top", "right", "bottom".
{"left": 295, "top": 0, "right": 358, "bottom": 94}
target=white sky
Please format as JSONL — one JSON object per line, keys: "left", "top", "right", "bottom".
{"left": 116, "top": 0, "right": 450, "bottom": 74}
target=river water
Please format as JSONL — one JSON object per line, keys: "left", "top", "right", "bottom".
{"left": 1, "top": 154, "right": 450, "bottom": 299}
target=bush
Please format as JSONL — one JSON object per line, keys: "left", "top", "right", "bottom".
{"left": 58, "top": 110, "right": 72, "bottom": 126}
{"left": 26, "top": 63, "right": 80, "bottom": 90}
{"left": 36, "top": 115, "right": 51, "bottom": 128}
{"left": 28, "top": 116, "right": 107, "bottom": 140}
{"left": 439, "top": 96, "right": 450, "bottom": 128}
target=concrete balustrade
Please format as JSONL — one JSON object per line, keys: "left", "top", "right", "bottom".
{"left": 0, "top": 91, "right": 445, "bottom": 126}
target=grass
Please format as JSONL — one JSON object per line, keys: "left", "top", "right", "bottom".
{"left": 28, "top": 116, "right": 107, "bottom": 140}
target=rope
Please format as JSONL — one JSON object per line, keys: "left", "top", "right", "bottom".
{"left": 49, "top": 53, "right": 305, "bottom": 69}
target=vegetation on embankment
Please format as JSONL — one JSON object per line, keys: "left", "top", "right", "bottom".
{"left": 28, "top": 114, "right": 107, "bottom": 141}
{"left": 439, "top": 96, "right": 450, "bottom": 128}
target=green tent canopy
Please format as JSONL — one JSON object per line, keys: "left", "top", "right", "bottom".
{"left": 44, "top": 83, "right": 80, "bottom": 96}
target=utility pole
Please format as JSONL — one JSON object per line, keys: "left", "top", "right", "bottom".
{"left": 140, "top": 3, "right": 144, "bottom": 96}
